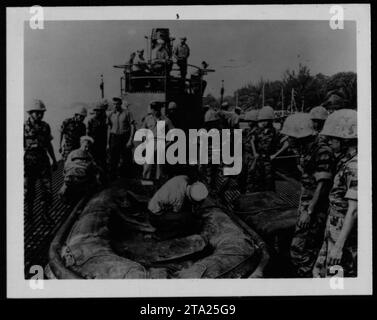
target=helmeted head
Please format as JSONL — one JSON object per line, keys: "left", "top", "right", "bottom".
{"left": 310, "top": 105, "right": 328, "bottom": 132}
{"left": 80, "top": 135, "right": 94, "bottom": 152}
{"left": 221, "top": 101, "right": 230, "bottom": 110}
{"left": 27, "top": 99, "right": 46, "bottom": 121}
{"left": 281, "top": 113, "right": 316, "bottom": 140}
{"left": 244, "top": 110, "right": 258, "bottom": 123}
{"left": 257, "top": 105, "right": 274, "bottom": 128}
{"left": 75, "top": 106, "right": 88, "bottom": 122}
{"left": 320, "top": 109, "right": 357, "bottom": 152}
{"left": 186, "top": 181, "right": 208, "bottom": 203}
{"left": 168, "top": 101, "right": 177, "bottom": 110}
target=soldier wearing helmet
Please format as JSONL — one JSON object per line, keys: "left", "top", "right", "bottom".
{"left": 59, "top": 135, "right": 103, "bottom": 203}
{"left": 254, "top": 106, "right": 279, "bottom": 191}
{"left": 87, "top": 100, "right": 108, "bottom": 169}
{"left": 148, "top": 175, "right": 208, "bottom": 238}
{"left": 313, "top": 109, "right": 358, "bottom": 278}
{"left": 310, "top": 106, "right": 328, "bottom": 131}
{"left": 281, "top": 113, "right": 335, "bottom": 277}
{"left": 239, "top": 109, "right": 259, "bottom": 193}
{"left": 24, "top": 99, "right": 58, "bottom": 222}
{"left": 59, "top": 105, "right": 88, "bottom": 161}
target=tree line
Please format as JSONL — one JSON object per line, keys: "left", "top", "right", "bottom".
{"left": 203, "top": 64, "right": 357, "bottom": 112}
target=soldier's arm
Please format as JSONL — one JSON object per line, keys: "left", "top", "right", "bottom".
{"left": 46, "top": 125, "right": 57, "bottom": 166}
{"left": 271, "top": 139, "right": 289, "bottom": 160}
{"left": 309, "top": 148, "right": 334, "bottom": 213}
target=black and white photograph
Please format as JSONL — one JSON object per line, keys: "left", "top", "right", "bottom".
{"left": 7, "top": 5, "right": 371, "bottom": 297}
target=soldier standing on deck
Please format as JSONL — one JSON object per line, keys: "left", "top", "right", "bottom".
{"left": 87, "top": 100, "right": 108, "bottom": 170}
{"left": 281, "top": 113, "right": 334, "bottom": 277}
{"left": 174, "top": 37, "right": 190, "bottom": 81}
{"left": 108, "top": 97, "right": 135, "bottom": 179}
{"left": 24, "top": 99, "right": 58, "bottom": 222}
{"left": 59, "top": 107, "right": 87, "bottom": 162}
{"left": 313, "top": 109, "right": 358, "bottom": 278}
{"left": 254, "top": 105, "right": 280, "bottom": 191}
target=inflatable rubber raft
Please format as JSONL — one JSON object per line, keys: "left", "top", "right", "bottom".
{"left": 47, "top": 180, "right": 269, "bottom": 279}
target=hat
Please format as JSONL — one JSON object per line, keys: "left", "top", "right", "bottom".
{"left": 27, "top": 99, "right": 46, "bottom": 113}
{"left": 80, "top": 135, "right": 94, "bottom": 144}
{"left": 180, "top": 37, "right": 187, "bottom": 41}
{"left": 93, "top": 100, "right": 108, "bottom": 111}
{"left": 187, "top": 182, "right": 208, "bottom": 202}
{"left": 150, "top": 100, "right": 162, "bottom": 110}
{"left": 113, "top": 97, "right": 122, "bottom": 104}
{"left": 168, "top": 101, "right": 177, "bottom": 110}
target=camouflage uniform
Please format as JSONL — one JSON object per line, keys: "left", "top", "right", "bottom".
{"left": 313, "top": 148, "right": 358, "bottom": 277}
{"left": 24, "top": 117, "right": 53, "bottom": 214}
{"left": 87, "top": 115, "right": 107, "bottom": 169}
{"left": 60, "top": 117, "right": 86, "bottom": 161}
{"left": 254, "top": 126, "right": 279, "bottom": 191}
{"left": 290, "top": 141, "right": 334, "bottom": 277}
{"left": 239, "top": 126, "right": 258, "bottom": 193}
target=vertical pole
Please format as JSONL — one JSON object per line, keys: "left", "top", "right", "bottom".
{"left": 262, "top": 83, "right": 265, "bottom": 107}
{"left": 220, "top": 80, "right": 224, "bottom": 105}
{"left": 100, "top": 74, "right": 104, "bottom": 99}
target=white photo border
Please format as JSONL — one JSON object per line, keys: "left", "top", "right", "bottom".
{"left": 7, "top": 4, "right": 372, "bottom": 298}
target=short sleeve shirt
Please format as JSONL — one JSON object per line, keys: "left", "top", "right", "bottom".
{"left": 108, "top": 109, "right": 135, "bottom": 135}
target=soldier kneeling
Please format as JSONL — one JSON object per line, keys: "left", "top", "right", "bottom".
{"left": 59, "top": 136, "right": 103, "bottom": 203}
{"left": 147, "top": 175, "right": 209, "bottom": 239}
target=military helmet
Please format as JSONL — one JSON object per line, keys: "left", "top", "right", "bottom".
{"left": 257, "top": 106, "right": 275, "bottom": 121}
{"left": 76, "top": 106, "right": 88, "bottom": 117}
{"left": 187, "top": 182, "right": 208, "bottom": 202}
{"left": 27, "top": 99, "right": 46, "bottom": 113}
{"left": 281, "top": 113, "right": 316, "bottom": 138}
{"left": 168, "top": 101, "right": 178, "bottom": 110}
{"left": 80, "top": 135, "right": 94, "bottom": 144}
{"left": 244, "top": 110, "right": 259, "bottom": 122}
{"left": 204, "top": 109, "right": 220, "bottom": 123}
{"left": 221, "top": 101, "right": 229, "bottom": 109}
{"left": 320, "top": 109, "right": 357, "bottom": 139}
{"left": 310, "top": 106, "right": 328, "bottom": 120}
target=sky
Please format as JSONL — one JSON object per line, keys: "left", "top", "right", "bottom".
{"left": 24, "top": 20, "right": 356, "bottom": 153}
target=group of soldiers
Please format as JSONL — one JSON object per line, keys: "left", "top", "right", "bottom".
{"left": 24, "top": 93, "right": 357, "bottom": 278}
{"left": 238, "top": 104, "right": 357, "bottom": 278}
